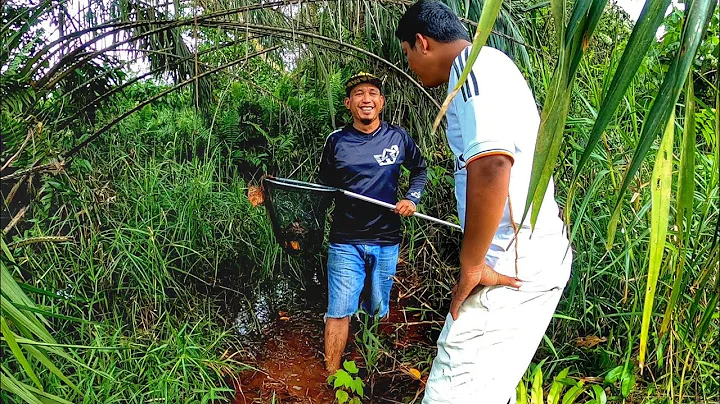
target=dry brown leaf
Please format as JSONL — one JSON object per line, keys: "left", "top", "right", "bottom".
{"left": 247, "top": 185, "right": 265, "bottom": 207}
{"left": 279, "top": 316, "right": 290, "bottom": 322}
{"left": 576, "top": 335, "right": 607, "bottom": 348}
{"left": 290, "top": 241, "right": 300, "bottom": 250}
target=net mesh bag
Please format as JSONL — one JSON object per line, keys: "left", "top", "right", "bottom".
{"left": 260, "top": 177, "right": 335, "bottom": 256}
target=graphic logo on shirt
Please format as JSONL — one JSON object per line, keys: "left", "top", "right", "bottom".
{"left": 409, "top": 191, "right": 421, "bottom": 199}
{"left": 374, "top": 145, "right": 399, "bottom": 166}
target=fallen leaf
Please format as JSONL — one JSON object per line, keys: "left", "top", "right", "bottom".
{"left": 409, "top": 368, "right": 421, "bottom": 380}
{"left": 247, "top": 185, "right": 265, "bottom": 207}
{"left": 278, "top": 311, "right": 288, "bottom": 317}
{"left": 279, "top": 316, "right": 290, "bottom": 321}
{"left": 290, "top": 241, "right": 300, "bottom": 250}
{"left": 576, "top": 335, "right": 607, "bottom": 348}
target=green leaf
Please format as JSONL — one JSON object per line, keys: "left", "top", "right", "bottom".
{"left": 675, "top": 72, "right": 697, "bottom": 241}
{"left": 517, "top": 378, "right": 529, "bottom": 404}
{"left": 604, "top": 366, "right": 623, "bottom": 385}
{"left": 695, "top": 291, "right": 719, "bottom": 348}
{"left": 531, "top": 365, "right": 543, "bottom": 404}
{"left": 621, "top": 369, "right": 635, "bottom": 398}
{"left": 24, "top": 345, "right": 78, "bottom": 393}
{"left": 1, "top": 237, "right": 16, "bottom": 263}
{"left": 551, "top": 0, "right": 566, "bottom": 46}
{"left": 571, "top": 0, "right": 672, "bottom": 204}
{"left": 561, "top": 381, "right": 585, "bottom": 404}
{"left": 333, "top": 369, "right": 353, "bottom": 389}
{"left": 4, "top": 373, "right": 75, "bottom": 404}
{"left": 548, "top": 367, "right": 571, "bottom": 404}
{"left": 661, "top": 73, "right": 697, "bottom": 335}
{"left": 608, "top": 0, "right": 717, "bottom": 245}
{"left": 349, "top": 397, "right": 362, "bottom": 404}
{"left": 15, "top": 304, "right": 94, "bottom": 324}
{"left": 639, "top": 111, "right": 675, "bottom": 370}
{"left": 564, "top": 1, "right": 592, "bottom": 46}
{"left": 336, "top": 389, "right": 349, "bottom": 404}
{"left": 590, "top": 385, "right": 607, "bottom": 404}
{"left": 1, "top": 295, "right": 55, "bottom": 344}
{"left": 343, "top": 360, "right": 359, "bottom": 374}
{"left": 352, "top": 377, "right": 364, "bottom": 397}
{"left": 527, "top": 82, "right": 573, "bottom": 228}
{"left": 1, "top": 316, "right": 43, "bottom": 390}
{"left": 0, "top": 365, "right": 44, "bottom": 404}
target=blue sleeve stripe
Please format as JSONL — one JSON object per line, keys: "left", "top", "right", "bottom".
{"left": 461, "top": 48, "right": 480, "bottom": 97}
{"left": 452, "top": 61, "right": 468, "bottom": 102}
{"left": 456, "top": 54, "right": 472, "bottom": 102}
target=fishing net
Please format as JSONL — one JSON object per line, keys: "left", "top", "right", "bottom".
{"left": 257, "top": 177, "right": 335, "bottom": 256}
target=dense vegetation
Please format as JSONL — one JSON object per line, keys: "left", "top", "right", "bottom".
{"left": 1, "top": 0, "right": 717, "bottom": 403}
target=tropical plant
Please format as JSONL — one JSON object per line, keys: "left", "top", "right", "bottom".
{"left": 327, "top": 360, "right": 365, "bottom": 404}
{"left": 1, "top": 0, "right": 718, "bottom": 402}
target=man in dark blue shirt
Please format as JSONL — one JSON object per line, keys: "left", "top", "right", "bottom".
{"left": 319, "top": 72, "right": 427, "bottom": 372}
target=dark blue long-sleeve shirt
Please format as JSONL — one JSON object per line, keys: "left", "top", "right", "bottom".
{"left": 319, "top": 122, "right": 427, "bottom": 245}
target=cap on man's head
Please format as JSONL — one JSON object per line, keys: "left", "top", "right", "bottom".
{"left": 345, "top": 72, "right": 383, "bottom": 96}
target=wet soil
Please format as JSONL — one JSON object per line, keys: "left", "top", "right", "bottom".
{"left": 210, "top": 263, "right": 439, "bottom": 404}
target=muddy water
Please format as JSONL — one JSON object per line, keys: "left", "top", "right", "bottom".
{"left": 212, "top": 267, "right": 333, "bottom": 403}
{"left": 214, "top": 265, "right": 436, "bottom": 403}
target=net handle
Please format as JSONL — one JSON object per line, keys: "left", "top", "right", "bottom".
{"left": 265, "top": 176, "right": 462, "bottom": 231}
{"left": 263, "top": 177, "right": 337, "bottom": 192}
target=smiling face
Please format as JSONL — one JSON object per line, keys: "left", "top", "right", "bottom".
{"left": 345, "top": 83, "right": 385, "bottom": 126}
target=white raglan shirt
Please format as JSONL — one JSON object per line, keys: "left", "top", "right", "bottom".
{"left": 447, "top": 46, "right": 571, "bottom": 288}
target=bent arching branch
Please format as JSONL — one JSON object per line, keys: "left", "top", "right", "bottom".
{"left": 52, "top": 36, "right": 268, "bottom": 130}
{"left": 63, "top": 46, "right": 281, "bottom": 159}
{"left": 203, "top": 21, "right": 441, "bottom": 109}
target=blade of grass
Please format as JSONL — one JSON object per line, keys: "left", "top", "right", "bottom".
{"left": 1, "top": 263, "right": 51, "bottom": 328}
{"left": 551, "top": 0, "right": 566, "bottom": 46}
{"left": 607, "top": 0, "right": 717, "bottom": 247}
{"left": 0, "top": 365, "right": 44, "bottom": 404}
{"left": 571, "top": 0, "right": 672, "bottom": 191}
{"left": 639, "top": 110, "right": 675, "bottom": 371}
{"left": 524, "top": 0, "right": 607, "bottom": 228}
{"left": 14, "top": 304, "right": 95, "bottom": 325}
{"left": 660, "top": 73, "right": 696, "bottom": 335}
{"left": 568, "top": 0, "right": 608, "bottom": 79}
{"left": 24, "top": 345, "right": 79, "bottom": 392}
{"left": 1, "top": 316, "right": 42, "bottom": 390}
{"left": 0, "top": 295, "right": 56, "bottom": 344}
{"left": 712, "top": 41, "right": 720, "bottom": 250}
{"left": 564, "top": 0, "right": 591, "bottom": 47}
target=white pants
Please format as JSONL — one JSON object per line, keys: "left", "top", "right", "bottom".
{"left": 422, "top": 235, "right": 571, "bottom": 404}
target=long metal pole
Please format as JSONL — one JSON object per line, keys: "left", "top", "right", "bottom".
{"left": 341, "top": 190, "right": 462, "bottom": 231}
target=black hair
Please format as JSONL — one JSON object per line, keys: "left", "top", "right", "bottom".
{"left": 395, "top": 0, "right": 470, "bottom": 48}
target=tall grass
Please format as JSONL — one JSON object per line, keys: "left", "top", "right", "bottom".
{"left": 2, "top": 1, "right": 718, "bottom": 402}
{"left": 1, "top": 100, "right": 275, "bottom": 402}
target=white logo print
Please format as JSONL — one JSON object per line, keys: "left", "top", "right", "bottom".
{"left": 410, "top": 191, "right": 421, "bottom": 199}
{"left": 374, "top": 145, "right": 399, "bottom": 166}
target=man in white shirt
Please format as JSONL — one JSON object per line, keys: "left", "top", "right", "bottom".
{"left": 395, "top": 1, "right": 572, "bottom": 403}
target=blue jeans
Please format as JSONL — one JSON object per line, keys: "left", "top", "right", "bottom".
{"left": 326, "top": 243, "right": 400, "bottom": 319}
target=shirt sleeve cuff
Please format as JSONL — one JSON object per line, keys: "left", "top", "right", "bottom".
{"left": 464, "top": 140, "right": 515, "bottom": 166}
{"left": 405, "top": 194, "right": 420, "bottom": 207}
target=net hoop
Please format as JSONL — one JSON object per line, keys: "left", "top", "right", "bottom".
{"left": 263, "top": 177, "right": 338, "bottom": 193}
{"left": 261, "top": 176, "right": 334, "bottom": 257}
